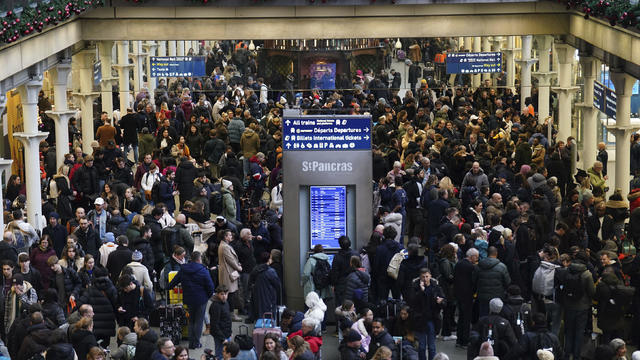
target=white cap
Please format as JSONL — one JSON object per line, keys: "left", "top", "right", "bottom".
{"left": 94, "top": 197, "right": 105, "bottom": 205}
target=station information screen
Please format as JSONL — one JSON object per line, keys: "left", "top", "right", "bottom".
{"left": 310, "top": 186, "right": 347, "bottom": 249}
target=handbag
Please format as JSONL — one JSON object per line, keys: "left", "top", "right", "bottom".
{"left": 230, "top": 270, "right": 240, "bottom": 281}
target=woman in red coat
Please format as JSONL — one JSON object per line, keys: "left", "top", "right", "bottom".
{"left": 30, "top": 235, "right": 56, "bottom": 290}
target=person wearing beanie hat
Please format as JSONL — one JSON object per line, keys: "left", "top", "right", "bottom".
{"left": 632, "top": 350, "right": 640, "bottom": 360}
{"left": 473, "top": 342, "right": 499, "bottom": 360}
{"left": 4, "top": 272, "right": 37, "bottom": 336}
{"left": 124, "top": 250, "right": 153, "bottom": 291}
{"left": 471, "top": 297, "right": 517, "bottom": 359}
{"left": 536, "top": 349, "right": 554, "bottom": 360}
{"left": 98, "top": 232, "right": 118, "bottom": 268}
{"left": 42, "top": 211, "right": 69, "bottom": 258}
{"left": 339, "top": 329, "right": 365, "bottom": 360}
{"left": 220, "top": 179, "right": 237, "bottom": 225}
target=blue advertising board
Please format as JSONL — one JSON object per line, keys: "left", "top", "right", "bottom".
{"left": 446, "top": 52, "right": 502, "bottom": 74}
{"left": 594, "top": 80, "right": 617, "bottom": 119}
{"left": 150, "top": 56, "right": 206, "bottom": 77}
{"left": 283, "top": 116, "right": 371, "bottom": 151}
{"left": 310, "top": 186, "right": 346, "bottom": 249}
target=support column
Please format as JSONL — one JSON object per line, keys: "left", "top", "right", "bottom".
{"left": 576, "top": 56, "right": 600, "bottom": 170}
{"left": 14, "top": 79, "right": 48, "bottom": 229}
{"left": 472, "top": 37, "right": 481, "bottom": 89}
{"left": 98, "top": 41, "right": 117, "bottom": 116}
{"left": 177, "top": 41, "right": 185, "bottom": 56}
{"left": 533, "top": 35, "right": 555, "bottom": 123}
{"left": 464, "top": 37, "right": 473, "bottom": 52}
{"left": 158, "top": 41, "right": 167, "bottom": 57}
{"left": 504, "top": 36, "right": 517, "bottom": 91}
{"left": 46, "top": 61, "right": 75, "bottom": 169}
{"left": 0, "top": 159, "right": 13, "bottom": 230}
{"left": 168, "top": 41, "right": 177, "bottom": 57}
{"left": 143, "top": 41, "right": 158, "bottom": 97}
{"left": 610, "top": 70, "right": 638, "bottom": 196}
{"left": 517, "top": 35, "right": 537, "bottom": 111}
{"left": 72, "top": 50, "right": 100, "bottom": 155}
{"left": 551, "top": 43, "right": 579, "bottom": 143}
{"left": 130, "top": 41, "right": 146, "bottom": 94}
{"left": 481, "top": 37, "right": 491, "bottom": 82}
{"left": 113, "top": 41, "right": 134, "bottom": 114}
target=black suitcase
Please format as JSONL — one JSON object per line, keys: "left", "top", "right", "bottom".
{"left": 159, "top": 291, "right": 186, "bottom": 344}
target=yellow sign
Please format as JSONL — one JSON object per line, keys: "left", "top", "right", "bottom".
{"left": 5, "top": 91, "right": 24, "bottom": 179}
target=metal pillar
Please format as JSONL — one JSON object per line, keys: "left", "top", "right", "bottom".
{"left": 131, "top": 41, "right": 146, "bottom": 94}
{"left": 143, "top": 41, "right": 158, "bottom": 98}
{"left": 472, "top": 37, "right": 481, "bottom": 88}
{"left": 504, "top": 36, "right": 517, "bottom": 91}
{"left": 481, "top": 37, "right": 491, "bottom": 82}
{"left": 98, "top": 41, "right": 117, "bottom": 116}
{"left": 551, "top": 43, "right": 579, "bottom": 142}
{"left": 14, "top": 79, "right": 48, "bottom": 229}
{"left": 46, "top": 61, "right": 75, "bottom": 169}
{"left": 533, "top": 35, "right": 555, "bottom": 123}
{"left": 168, "top": 41, "right": 177, "bottom": 57}
{"left": 577, "top": 56, "right": 600, "bottom": 170}
{"left": 610, "top": 70, "right": 638, "bottom": 196}
{"left": 517, "top": 35, "right": 537, "bottom": 111}
{"left": 177, "top": 41, "right": 185, "bottom": 56}
{"left": 114, "top": 41, "right": 133, "bottom": 113}
{"left": 72, "top": 50, "right": 100, "bottom": 155}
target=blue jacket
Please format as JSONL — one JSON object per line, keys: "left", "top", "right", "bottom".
{"left": 374, "top": 239, "right": 404, "bottom": 278}
{"left": 168, "top": 261, "right": 215, "bottom": 307}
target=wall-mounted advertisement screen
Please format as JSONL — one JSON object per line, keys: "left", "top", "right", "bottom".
{"left": 310, "top": 186, "right": 346, "bottom": 249}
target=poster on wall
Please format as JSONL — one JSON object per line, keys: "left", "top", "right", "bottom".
{"left": 309, "top": 63, "right": 336, "bottom": 90}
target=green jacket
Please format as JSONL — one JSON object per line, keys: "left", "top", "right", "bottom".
{"left": 221, "top": 188, "right": 236, "bottom": 223}
{"left": 302, "top": 253, "right": 333, "bottom": 300}
{"left": 587, "top": 166, "right": 606, "bottom": 192}
{"left": 138, "top": 134, "right": 156, "bottom": 159}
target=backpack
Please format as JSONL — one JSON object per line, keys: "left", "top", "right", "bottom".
{"left": 150, "top": 177, "right": 163, "bottom": 204}
{"left": 161, "top": 227, "right": 179, "bottom": 257}
{"left": 210, "top": 190, "right": 223, "bottom": 215}
{"left": 387, "top": 249, "right": 407, "bottom": 280}
{"left": 532, "top": 331, "right": 557, "bottom": 355}
{"left": 124, "top": 344, "right": 136, "bottom": 360}
{"left": 558, "top": 268, "right": 585, "bottom": 302}
{"left": 532, "top": 262, "right": 557, "bottom": 297}
{"left": 611, "top": 284, "right": 635, "bottom": 309}
{"left": 312, "top": 258, "right": 332, "bottom": 290}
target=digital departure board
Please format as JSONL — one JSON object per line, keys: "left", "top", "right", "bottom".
{"left": 310, "top": 186, "right": 347, "bottom": 249}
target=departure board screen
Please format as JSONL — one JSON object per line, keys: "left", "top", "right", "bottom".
{"left": 310, "top": 186, "right": 347, "bottom": 249}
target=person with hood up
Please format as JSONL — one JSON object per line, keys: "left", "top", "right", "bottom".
{"left": 248, "top": 252, "right": 281, "bottom": 322}
{"left": 77, "top": 267, "right": 117, "bottom": 347}
{"left": 475, "top": 246, "right": 510, "bottom": 317}
{"left": 302, "top": 245, "right": 333, "bottom": 302}
{"left": 221, "top": 179, "right": 237, "bottom": 224}
{"left": 462, "top": 162, "right": 490, "bottom": 192}
{"left": 304, "top": 291, "right": 328, "bottom": 335}
{"left": 168, "top": 251, "right": 215, "bottom": 349}
{"left": 344, "top": 256, "right": 371, "bottom": 311}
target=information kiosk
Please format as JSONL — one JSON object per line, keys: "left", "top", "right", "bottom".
{"left": 282, "top": 113, "right": 373, "bottom": 309}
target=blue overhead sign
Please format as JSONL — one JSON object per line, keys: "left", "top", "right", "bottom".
{"left": 446, "top": 52, "right": 502, "bottom": 74}
{"left": 310, "top": 186, "right": 347, "bottom": 249}
{"left": 283, "top": 116, "right": 372, "bottom": 151}
{"left": 594, "top": 80, "right": 617, "bottom": 119}
{"left": 150, "top": 56, "right": 206, "bottom": 78}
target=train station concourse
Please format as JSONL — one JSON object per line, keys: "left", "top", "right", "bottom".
{"left": 2, "top": 0, "right": 640, "bottom": 359}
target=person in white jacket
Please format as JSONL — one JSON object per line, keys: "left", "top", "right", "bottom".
{"left": 140, "top": 163, "right": 161, "bottom": 201}
{"left": 125, "top": 250, "right": 153, "bottom": 291}
{"left": 304, "top": 291, "right": 327, "bottom": 334}
{"left": 270, "top": 183, "right": 283, "bottom": 213}
{"left": 380, "top": 206, "right": 403, "bottom": 242}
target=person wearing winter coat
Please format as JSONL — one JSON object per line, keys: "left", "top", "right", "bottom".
{"left": 107, "top": 237, "right": 133, "bottom": 282}
{"left": 3, "top": 273, "right": 37, "bottom": 336}
{"left": 437, "top": 244, "right": 458, "bottom": 340}
{"left": 287, "top": 318, "right": 324, "bottom": 355}
{"left": 373, "top": 226, "right": 404, "bottom": 301}
{"left": 409, "top": 268, "right": 446, "bottom": 360}
{"left": 379, "top": 207, "right": 403, "bottom": 243}
{"left": 344, "top": 256, "right": 371, "bottom": 311}
{"left": 513, "top": 312, "right": 563, "bottom": 360}
{"left": 595, "top": 272, "right": 627, "bottom": 343}
{"left": 70, "top": 317, "right": 98, "bottom": 360}
{"left": 78, "top": 268, "right": 117, "bottom": 346}
{"left": 462, "top": 162, "right": 490, "bottom": 192}
{"left": 240, "top": 126, "right": 261, "bottom": 160}
{"left": 330, "top": 236, "right": 358, "bottom": 308}
{"left": 175, "top": 157, "right": 198, "bottom": 208}
{"left": 132, "top": 226, "right": 155, "bottom": 276}
{"left": 16, "top": 312, "right": 53, "bottom": 360}
{"left": 340, "top": 329, "right": 367, "bottom": 360}
{"left": 133, "top": 318, "right": 159, "bottom": 360}
{"left": 366, "top": 318, "right": 397, "bottom": 360}
{"left": 398, "top": 242, "right": 429, "bottom": 301}
{"left": 47, "top": 255, "right": 82, "bottom": 306}
{"left": 116, "top": 275, "right": 154, "bottom": 328}
{"left": 248, "top": 254, "right": 281, "bottom": 321}
{"left": 475, "top": 246, "right": 510, "bottom": 317}
{"left": 29, "top": 236, "right": 56, "bottom": 290}
{"left": 221, "top": 180, "right": 237, "bottom": 224}
{"left": 302, "top": 245, "right": 333, "bottom": 300}
{"left": 126, "top": 250, "right": 154, "bottom": 291}
{"left": 111, "top": 327, "right": 138, "bottom": 360}
{"left": 218, "top": 229, "right": 242, "bottom": 315}
{"left": 228, "top": 110, "right": 246, "bottom": 154}
{"left": 304, "top": 291, "right": 328, "bottom": 334}
{"left": 168, "top": 251, "right": 215, "bottom": 349}
{"left": 469, "top": 299, "right": 517, "bottom": 360}
{"left": 209, "top": 285, "right": 232, "bottom": 359}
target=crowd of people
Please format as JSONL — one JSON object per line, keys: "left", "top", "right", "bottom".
{"left": 1, "top": 37, "right": 640, "bottom": 360}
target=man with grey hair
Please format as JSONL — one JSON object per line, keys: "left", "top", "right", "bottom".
{"left": 287, "top": 317, "right": 323, "bottom": 356}
{"left": 454, "top": 247, "right": 479, "bottom": 349}
{"left": 231, "top": 228, "right": 256, "bottom": 318}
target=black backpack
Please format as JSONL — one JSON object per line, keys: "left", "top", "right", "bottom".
{"left": 210, "top": 190, "right": 223, "bottom": 215}
{"left": 151, "top": 177, "right": 163, "bottom": 204}
{"left": 559, "top": 268, "right": 585, "bottom": 302}
{"left": 161, "top": 227, "right": 179, "bottom": 257}
{"left": 312, "top": 258, "right": 332, "bottom": 290}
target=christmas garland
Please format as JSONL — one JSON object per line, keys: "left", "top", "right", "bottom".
{"left": 0, "top": 0, "right": 104, "bottom": 44}
{"left": 562, "top": 0, "right": 640, "bottom": 29}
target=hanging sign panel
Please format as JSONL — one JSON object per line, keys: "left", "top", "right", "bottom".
{"left": 150, "top": 56, "right": 206, "bottom": 77}
{"left": 283, "top": 116, "right": 371, "bottom": 151}
{"left": 446, "top": 52, "right": 502, "bottom": 74}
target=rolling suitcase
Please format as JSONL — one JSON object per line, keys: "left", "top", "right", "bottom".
{"left": 253, "top": 312, "right": 283, "bottom": 357}
{"left": 159, "top": 290, "right": 186, "bottom": 344}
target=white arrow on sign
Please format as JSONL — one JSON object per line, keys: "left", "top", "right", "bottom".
{"left": 286, "top": 143, "right": 291, "bottom": 148}
{"left": 364, "top": 135, "right": 370, "bottom": 140}
{"left": 364, "top": 127, "right": 369, "bottom": 132}
{"left": 285, "top": 120, "right": 291, "bottom": 126}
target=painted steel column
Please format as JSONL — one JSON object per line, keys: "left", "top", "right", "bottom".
{"left": 610, "top": 70, "right": 637, "bottom": 196}
{"left": 46, "top": 61, "right": 75, "bottom": 169}
{"left": 552, "top": 43, "right": 579, "bottom": 143}
{"left": 577, "top": 56, "right": 600, "bottom": 170}
{"left": 168, "top": 41, "right": 177, "bottom": 57}
{"left": 143, "top": 41, "right": 158, "bottom": 98}
{"left": 533, "top": 35, "right": 555, "bottom": 123}
{"left": 472, "top": 37, "right": 481, "bottom": 89}
{"left": 98, "top": 41, "right": 116, "bottom": 116}
{"left": 505, "top": 36, "right": 516, "bottom": 90}
{"left": 158, "top": 41, "right": 167, "bottom": 57}
{"left": 177, "top": 41, "right": 185, "bottom": 56}
{"left": 72, "top": 50, "right": 100, "bottom": 154}
{"left": 114, "top": 41, "right": 133, "bottom": 114}
{"left": 0, "top": 96, "right": 10, "bottom": 231}
{"left": 15, "top": 79, "right": 48, "bottom": 229}
{"left": 131, "top": 41, "right": 144, "bottom": 94}
{"left": 518, "top": 35, "right": 536, "bottom": 111}
{"left": 481, "top": 37, "right": 491, "bottom": 82}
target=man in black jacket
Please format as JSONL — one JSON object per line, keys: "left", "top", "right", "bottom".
{"left": 209, "top": 285, "right": 232, "bottom": 358}
{"left": 107, "top": 236, "right": 133, "bottom": 283}
{"left": 72, "top": 155, "right": 100, "bottom": 210}
{"left": 339, "top": 329, "right": 366, "bottom": 360}
{"left": 366, "top": 318, "right": 397, "bottom": 360}
{"left": 454, "top": 247, "right": 479, "bottom": 348}
{"left": 469, "top": 298, "right": 517, "bottom": 360}
{"left": 119, "top": 108, "right": 141, "bottom": 163}
{"left": 330, "top": 236, "right": 358, "bottom": 310}
{"left": 0, "top": 232, "right": 18, "bottom": 265}
{"left": 409, "top": 268, "right": 445, "bottom": 360}
{"left": 403, "top": 169, "right": 424, "bottom": 239}
{"left": 133, "top": 318, "right": 160, "bottom": 360}
{"left": 514, "top": 312, "right": 563, "bottom": 360}
{"left": 47, "top": 255, "right": 82, "bottom": 306}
